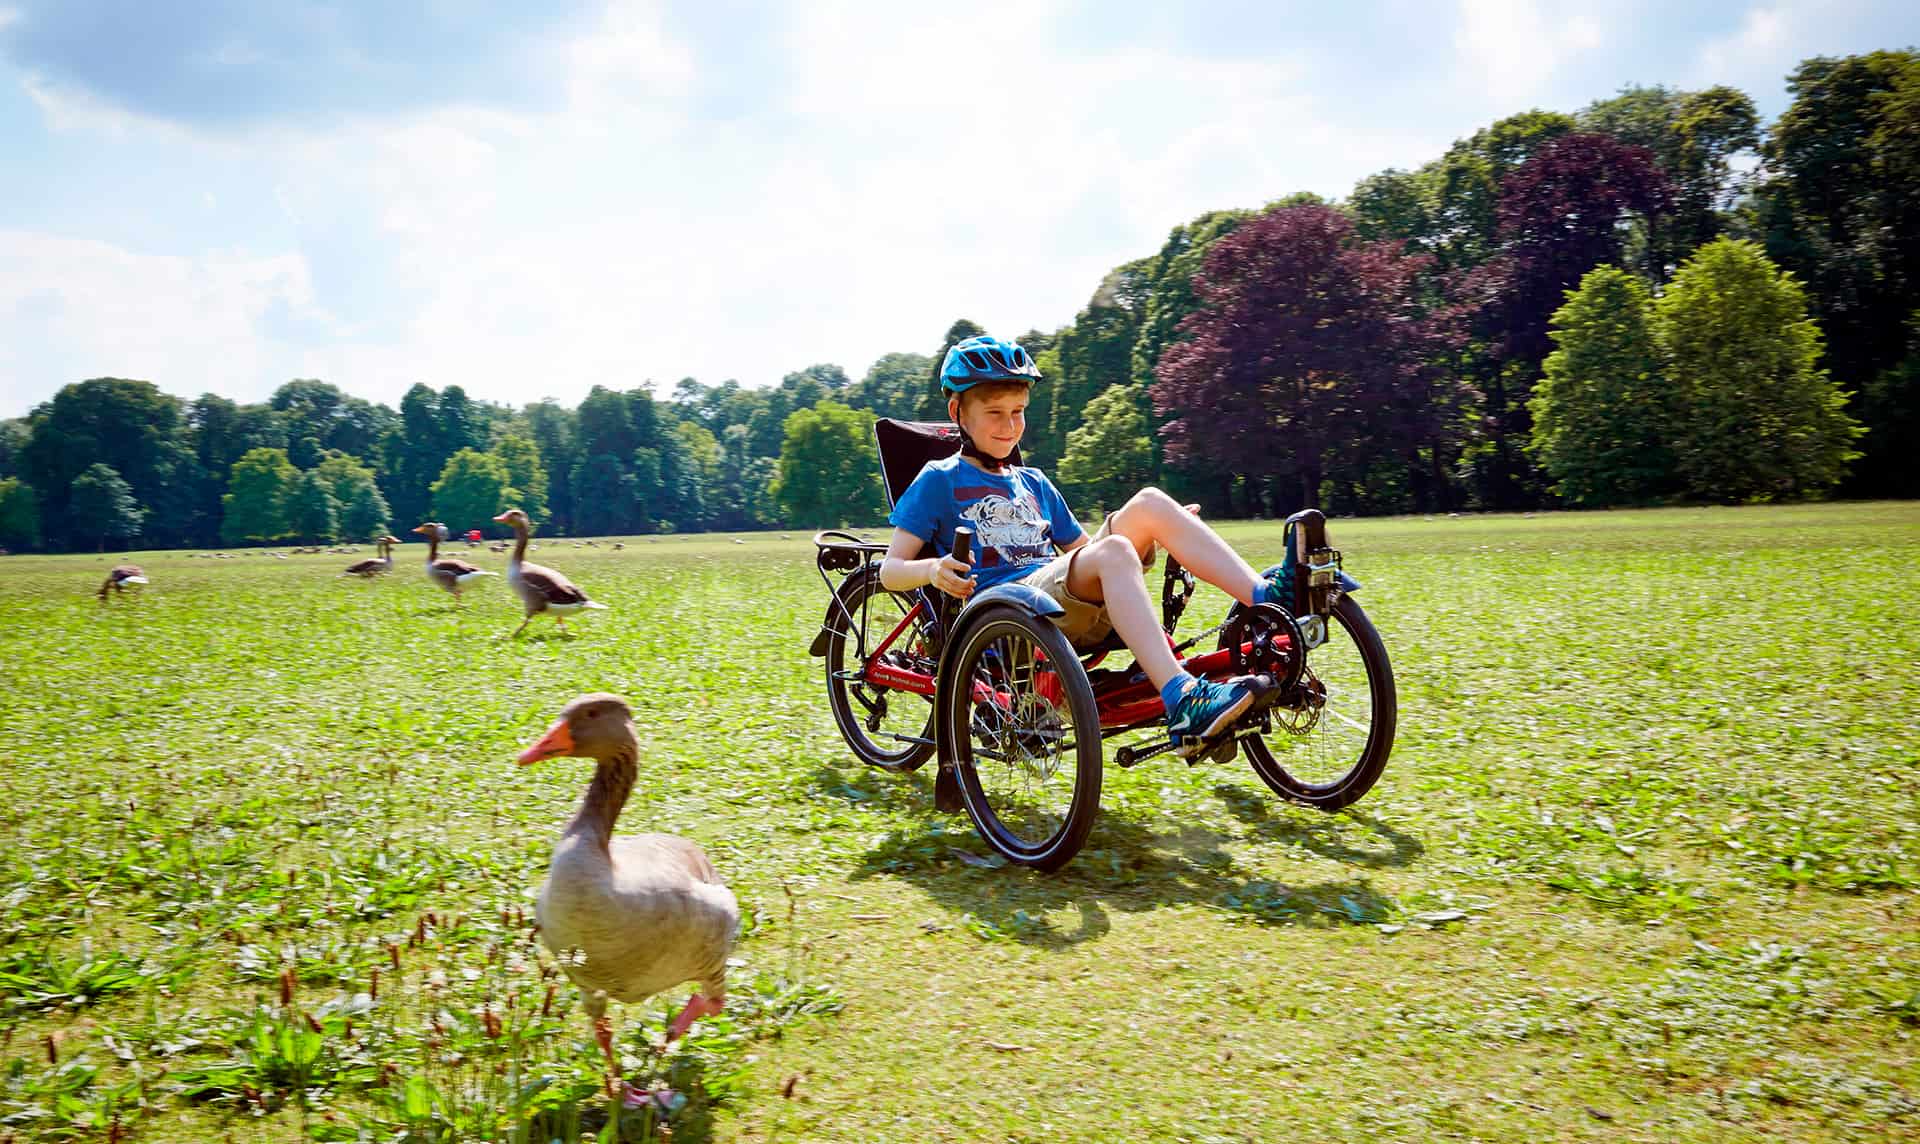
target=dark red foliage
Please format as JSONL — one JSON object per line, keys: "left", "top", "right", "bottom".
{"left": 1150, "top": 205, "right": 1458, "bottom": 506}
{"left": 1455, "top": 133, "right": 1673, "bottom": 507}
{"left": 1475, "top": 132, "right": 1672, "bottom": 365}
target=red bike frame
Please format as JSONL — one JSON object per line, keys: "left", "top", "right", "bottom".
{"left": 859, "top": 597, "right": 1293, "bottom": 732}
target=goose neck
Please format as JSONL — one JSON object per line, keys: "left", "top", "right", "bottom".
{"left": 568, "top": 740, "right": 636, "bottom": 845}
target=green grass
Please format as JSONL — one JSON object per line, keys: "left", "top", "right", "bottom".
{"left": 2, "top": 503, "right": 1916, "bottom": 1142}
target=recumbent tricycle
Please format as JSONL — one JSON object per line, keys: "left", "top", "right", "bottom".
{"left": 808, "top": 418, "right": 1397, "bottom": 871}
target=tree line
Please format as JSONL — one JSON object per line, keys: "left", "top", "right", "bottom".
{"left": 1, "top": 51, "right": 1915, "bottom": 552}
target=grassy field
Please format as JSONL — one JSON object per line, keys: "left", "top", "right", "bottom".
{"left": 1, "top": 502, "right": 1916, "bottom": 1142}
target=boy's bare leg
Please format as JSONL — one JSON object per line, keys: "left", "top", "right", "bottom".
{"left": 1065, "top": 536, "right": 1183, "bottom": 690}
{"left": 1104, "top": 487, "right": 1265, "bottom": 605}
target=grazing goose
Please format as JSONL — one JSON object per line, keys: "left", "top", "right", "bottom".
{"left": 97, "top": 564, "right": 148, "bottom": 600}
{"left": 493, "top": 509, "right": 608, "bottom": 637}
{"left": 342, "top": 535, "right": 402, "bottom": 578}
{"left": 518, "top": 694, "right": 738, "bottom": 1084}
{"left": 411, "top": 523, "right": 495, "bottom": 602}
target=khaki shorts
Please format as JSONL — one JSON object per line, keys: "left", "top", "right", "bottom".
{"left": 1017, "top": 518, "right": 1133, "bottom": 648}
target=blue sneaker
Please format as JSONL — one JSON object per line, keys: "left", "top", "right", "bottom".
{"left": 1165, "top": 676, "right": 1260, "bottom": 757}
{"left": 1255, "top": 560, "right": 1294, "bottom": 609}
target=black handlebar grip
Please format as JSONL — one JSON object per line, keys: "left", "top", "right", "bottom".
{"left": 952, "top": 526, "right": 973, "bottom": 565}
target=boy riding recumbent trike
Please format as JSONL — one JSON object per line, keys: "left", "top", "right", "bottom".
{"left": 809, "top": 418, "right": 1397, "bottom": 871}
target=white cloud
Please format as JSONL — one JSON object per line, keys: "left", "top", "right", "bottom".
{"left": 1454, "top": 0, "right": 1607, "bottom": 105}
{"left": 0, "top": 231, "right": 327, "bottom": 406}
{"left": 564, "top": 0, "right": 695, "bottom": 118}
{"left": 0, "top": 0, "right": 1629, "bottom": 415}
{"left": 20, "top": 74, "right": 188, "bottom": 139}
{"left": 1688, "top": 0, "right": 1884, "bottom": 101}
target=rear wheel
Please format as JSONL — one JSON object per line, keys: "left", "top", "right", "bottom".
{"left": 825, "top": 567, "right": 936, "bottom": 772}
{"left": 941, "top": 606, "right": 1102, "bottom": 871}
{"left": 1237, "top": 596, "right": 1395, "bottom": 811}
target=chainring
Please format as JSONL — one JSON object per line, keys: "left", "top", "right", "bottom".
{"left": 1221, "top": 602, "right": 1307, "bottom": 692}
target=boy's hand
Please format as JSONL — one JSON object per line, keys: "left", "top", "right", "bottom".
{"left": 932, "top": 554, "right": 976, "bottom": 598}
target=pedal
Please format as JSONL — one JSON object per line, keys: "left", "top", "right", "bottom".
{"left": 1187, "top": 735, "right": 1240, "bottom": 767}
{"left": 1115, "top": 739, "right": 1178, "bottom": 768}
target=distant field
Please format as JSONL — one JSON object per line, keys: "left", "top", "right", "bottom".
{"left": 2, "top": 503, "right": 1916, "bottom": 1142}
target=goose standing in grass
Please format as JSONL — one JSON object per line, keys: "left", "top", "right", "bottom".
{"left": 518, "top": 694, "right": 738, "bottom": 1087}
{"left": 493, "top": 509, "right": 608, "bottom": 637}
{"left": 342, "top": 535, "right": 402, "bottom": 578}
{"left": 97, "top": 564, "right": 148, "bottom": 600}
{"left": 412, "top": 522, "right": 495, "bottom": 603}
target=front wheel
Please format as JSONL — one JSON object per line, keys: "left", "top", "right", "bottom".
{"left": 940, "top": 605, "right": 1102, "bottom": 871}
{"left": 1239, "top": 596, "right": 1395, "bottom": 811}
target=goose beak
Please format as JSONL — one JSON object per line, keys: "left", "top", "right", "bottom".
{"left": 518, "top": 719, "right": 575, "bottom": 764}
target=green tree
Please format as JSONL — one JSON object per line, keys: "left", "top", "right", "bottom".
{"left": 663, "top": 420, "right": 719, "bottom": 532}
{"left": 571, "top": 453, "right": 637, "bottom": 536}
{"left": 1578, "top": 84, "right": 1759, "bottom": 268}
{"left": 69, "top": 463, "right": 145, "bottom": 551}
{"left": 1856, "top": 312, "right": 1920, "bottom": 489}
{"left": 1056, "top": 384, "right": 1155, "bottom": 512}
{"left": 310, "top": 451, "right": 389, "bottom": 542}
{"left": 1655, "top": 238, "right": 1862, "bottom": 501}
{"left": 1528, "top": 266, "right": 1677, "bottom": 505}
{"left": 340, "top": 477, "right": 392, "bottom": 542}
{"left": 431, "top": 448, "right": 512, "bottom": 534}
{"left": 387, "top": 383, "right": 443, "bottom": 531}
{"left": 1755, "top": 50, "right": 1920, "bottom": 495}
{"left": 188, "top": 395, "right": 286, "bottom": 547}
{"left": 1419, "top": 110, "right": 1577, "bottom": 272}
{"left": 0, "top": 419, "right": 29, "bottom": 479}
{"left": 577, "top": 386, "right": 639, "bottom": 461}
{"left": 21, "top": 377, "right": 198, "bottom": 549}
{"left": 287, "top": 469, "right": 341, "bottom": 543}
{"left": 490, "top": 434, "right": 549, "bottom": 521}
{"left": 844, "top": 352, "right": 934, "bottom": 420}
{"left": 772, "top": 401, "right": 886, "bottom": 527}
{"left": 1043, "top": 261, "right": 1153, "bottom": 466}
{"left": 0, "top": 477, "right": 40, "bottom": 550}
{"left": 222, "top": 448, "right": 299, "bottom": 544}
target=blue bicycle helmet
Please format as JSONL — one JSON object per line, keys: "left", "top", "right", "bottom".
{"left": 940, "top": 335, "right": 1042, "bottom": 393}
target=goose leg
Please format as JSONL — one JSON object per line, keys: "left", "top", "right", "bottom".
{"left": 666, "top": 991, "right": 724, "bottom": 1042}
{"left": 586, "top": 992, "right": 619, "bottom": 1096}
{"left": 511, "top": 616, "right": 533, "bottom": 638}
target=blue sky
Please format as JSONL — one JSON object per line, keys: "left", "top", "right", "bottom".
{"left": 1, "top": 0, "right": 1914, "bottom": 417}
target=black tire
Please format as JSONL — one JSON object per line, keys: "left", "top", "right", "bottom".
{"left": 825, "top": 567, "right": 936, "bottom": 773}
{"left": 1238, "top": 596, "right": 1395, "bottom": 811}
{"left": 941, "top": 605, "right": 1102, "bottom": 871}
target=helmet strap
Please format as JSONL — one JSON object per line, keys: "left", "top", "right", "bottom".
{"left": 957, "top": 428, "right": 1008, "bottom": 473}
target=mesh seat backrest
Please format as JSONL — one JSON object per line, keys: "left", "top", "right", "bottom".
{"left": 874, "top": 418, "right": 1023, "bottom": 508}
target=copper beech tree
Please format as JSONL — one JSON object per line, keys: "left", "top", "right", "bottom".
{"left": 1151, "top": 204, "right": 1460, "bottom": 513}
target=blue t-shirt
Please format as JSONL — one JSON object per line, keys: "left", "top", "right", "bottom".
{"left": 889, "top": 455, "right": 1085, "bottom": 590}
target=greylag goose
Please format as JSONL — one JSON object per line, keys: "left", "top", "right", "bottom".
{"left": 493, "top": 509, "right": 608, "bottom": 637}
{"left": 97, "top": 564, "right": 148, "bottom": 599}
{"left": 518, "top": 694, "right": 738, "bottom": 1082}
{"left": 411, "top": 523, "right": 495, "bottom": 602}
{"left": 342, "top": 535, "right": 402, "bottom": 577}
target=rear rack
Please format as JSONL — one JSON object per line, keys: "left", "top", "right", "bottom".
{"left": 814, "top": 529, "right": 889, "bottom": 574}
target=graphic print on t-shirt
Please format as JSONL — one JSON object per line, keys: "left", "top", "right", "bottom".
{"left": 957, "top": 490, "right": 1054, "bottom": 570}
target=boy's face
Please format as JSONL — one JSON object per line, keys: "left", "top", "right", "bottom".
{"left": 950, "top": 388, "right": 1027, "bottom": 460}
